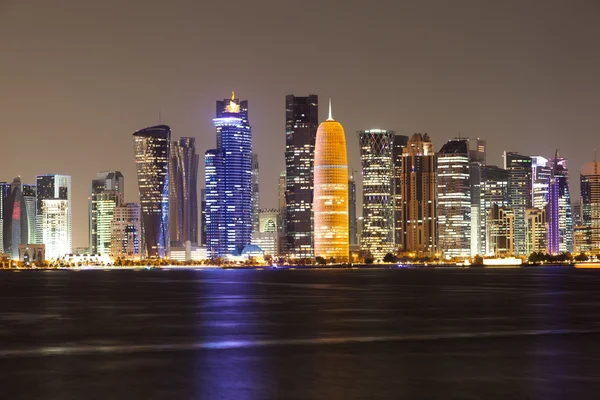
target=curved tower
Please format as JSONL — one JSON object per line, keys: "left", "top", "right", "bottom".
{"left": 313, "top": 100, "right": 349, "bottom": 262}
{"left": 133, "top": 125, "right": 170, "bottom": 258}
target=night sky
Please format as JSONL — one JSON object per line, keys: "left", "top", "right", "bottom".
{"left": 1, "top": 0, "right": 599, "bottom": 247}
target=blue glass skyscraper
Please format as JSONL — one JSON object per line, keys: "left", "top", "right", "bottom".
{"left": 205, "top": 92, "right": 252, "bottom": 258}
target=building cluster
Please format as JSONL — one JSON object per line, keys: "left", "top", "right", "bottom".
{"left": 2, "top": 92, "right": 599, "bottom": 264}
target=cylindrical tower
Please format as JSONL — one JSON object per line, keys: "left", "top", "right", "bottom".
{"left": 313, "top": 100, "right": 349, "bottom": 263}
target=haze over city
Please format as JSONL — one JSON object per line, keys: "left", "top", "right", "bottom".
{"left": 1, "top": 0, "right": 599, "bottom": 249}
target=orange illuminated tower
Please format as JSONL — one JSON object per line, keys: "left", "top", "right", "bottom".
{"left": 313, "top": 100, "right": 349, "bottom": 262}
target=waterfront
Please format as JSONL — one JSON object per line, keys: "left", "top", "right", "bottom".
{"left": 2, "top": 268, "right": 600, "bottom": 399}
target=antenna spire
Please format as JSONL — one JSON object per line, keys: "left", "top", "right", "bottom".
{"left": 327, "top": 98, "right": 333, "bottom": 121}
{"left": 159, "top": 109, "right": 162, "bottom": 124}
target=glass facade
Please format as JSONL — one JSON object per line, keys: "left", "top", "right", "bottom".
{"left": 392, "top": 134, "right": 409, "bottom": 250}
{"left": 525, "top": 208, "right": 547, "bottom": 254}
{"left": 400, "top": 133, "right": 436, "bottom": 255}
{"left": 35, "top": 174, "right": 72, "bottom": 257}
{"left": 285, "top": 95, "right": 318, "bottom": 259}
{"left": 111, "top": 203, "right": 141, "bottom": 259}
{"left": 504, "top": 152, "right": 532, "bottom": 255}
{"left": 90, "top": 171, "right": 124, "bottom": 255}
{"left": 313, "top": 108, "right": 349, "bottom": 263}
{"left": 486, "top": 204, "right": 514, "bottom": 256}
{"left": 169, "top": 137, "right": 199, "bottom": 246}
{"left": 22, "top": 184, "right": 36, "bottom": 246}
{"left": 251, "top": 152, "right": 260, "bottom": 236}
{"left": 205, "top": 94, "right": 252, "bottom": 258}
{"left": 480, "top": 166, "right": 509, "bottom": 255}
{"left": 436, "top": 139, "right": 471, "bottom": 259}
{"left": 133, "top": 125, "right": 170, "bottom": 259}
{"left": 358, "top": 129, "right": 395, "bottom": 260}
{"left": 581, "top": 159, "right": 600, "bottom": 254}
{"left": 348, "top": 172, "right": 358, "bottom": 246}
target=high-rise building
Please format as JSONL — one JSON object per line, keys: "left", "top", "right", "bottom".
{"left": 531, "top": 156, "right": 552, "bottom": 210}
{"left": 504, "top": 152, "right": 532, "bottom": 255}
{"left": 553, "top": 157, "right": 573, "bottom": 254}
{"left": 581, "top": 155, "right": 600, "bottom": 254}
{"left": 313, "top": 101, "right": 349, "bottom": 262}
{"left": 348, "top": 171, "right": 358, "bottom": 247}
{"left": 486, "top": 204, "right": 514, "bottom": 256}
{"left": 22, "top": 184, "right": 36, "bottom": 245}
{"left": 436, "top": 139, "right": 472, "bottom": 259}
{"left": 400, "top": 133, "right": 436, "bottom": 255}
{"left": 41, "top": 199, "right": 70, "bottom": 259}
{"left": 479, "top": 166, "right": 509, "bottom": 255}
{"left": 133, "top": 125, "right": 171, "bottom": 259}
{"left": 285, "top": 95, "right": 318, "bottom": 259}
{"left": 251, "top": 209, "right": 279, "bottom": 257}
{"left": 205, "top": 92, "right": 252, "bottom": 258}
{"left": 200, "top": 188, "right": 206, "bottom": 246}
{"left": 358, "top": 129, "right": 395, "bottom": 260}
{"left": 0, "top": 182, "right": 9, "bottom": 254}
{"left": 169, "top": 137, "right": 199, "bottom": 247}
{"left": 526, "top": 208, "right": 547, "bottom": 254}
{"left": 574, "top": 225, "right": 592, "bottom": 254}
{"left": 1, "top": 177, "right": 24, "bottom": 259}
{"left": 111, "top": 203, "right": 142, "bottom": 260}
{"left": 392, "top": 134, "right": 409, "bottom": 250}
{"left": 278, "top": 171, "right": 286, "bottom": 256}
{"left": 251, "top": 152, "right": 260, "bottom": 235}
{"left": 35, "top": 174, "right": 72, "bottom": 256}
{"left": 90, "top": 171, "right": 124, "bottom": 255}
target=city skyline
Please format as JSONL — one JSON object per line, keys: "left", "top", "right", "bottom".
{"left": 2, "top": 1, "right": 600, "bottom": 248}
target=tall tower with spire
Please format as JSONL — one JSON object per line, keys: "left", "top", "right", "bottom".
{"left": 313, "top": 100, "right": 349, "bottom": 262}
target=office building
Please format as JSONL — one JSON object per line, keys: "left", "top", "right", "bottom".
{"left": 504, "top": 152, "right": 532, "bottom": 255}
{"left": 531, "top": 156, "right": 552, "bottom": 210}
{"left": 479, "top": 166, "right": 509, "bottom": 255}
{"left": 486, "top": 204, "right": 514, "bottom": 256}
{"left": 348, "top": 171, "right": 358, "bottom": 247}
{"left": 251, "top": 209, "right": 279, "bottom": 257}
{"left": 22, "top": 184, "right": 36, "bottom": 245}
{"left": 90, "top": 171, "right": 124, "bottom": 255}
{"left": 313, "top": 101, "right": 349, "bottom": 262}
{"left": 525, "top": 207, "right": 547, "bottom": 254}
{"left": 110, "top": 203, "right": 142, "bottom": 260}
{"left": 205, "top": 92, "right": 252, "bottom": 257}
{"left": 169, "top": 137, "right": 199, "bottom": 247}
{"left": 133, "top": 125, "right": 171, "bottom": 258}
{"left": 358, "top": 129, "right": 395, "bottom": 260}
{"left": 400, "top": 133, "right": 436, "bottom": 255}
{"left": 200, "top": 188, "right": 206, "bottom": 246}
{"left": 285, "top": 95, "right": 318, "bottom": 259}
{"left": 392, "top": 134, "right": 409, "bottom": 250}
{"left": 251, "top": 153, "right": 260, "bottom": 235}
{"left": 35, "top": 174, "right": 72, "bottom": 256}
{"left": 581, "top": 155, "right": 600, "bottom": 254}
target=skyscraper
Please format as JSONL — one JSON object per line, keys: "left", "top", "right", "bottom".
{"left": 581, "top": 155, "right": 600, "bottom": 254}
{"left": 111, "top": 203, "right": 142, "bottom": 260}
{"left": 0, "top": 182, "right": 9, "bottom": 254}
{"left": 90, "top": 171, "right": 124, "bottom": 255}
{"left": 358, "top": 129, "right": 395, "bottom": 260}
{"left": 251, "top": 152, "right": 260, "bottom": 236}
{"left": 436, "top": 139, "right": 472, "bottom": 259}
{"left": 133, "top": 125, "right": 171, "bottom": 258}
{"left": 392, "top": 134, "right": 409, "bottom": 250}
{"left": 479, "top": 165, "right": 509, "bottom": 255}
{"left": 1, "top": 177, "right": 24, "bottom": 259}
{"left": 205, "top": 92, "right": 252, "bottom": 257}
{"left": 200, "top": 188, "right": 206, "bottom": 246}
{"left": 169, "top": 137, "right": 199, "bottom": 247}
{"left": 504, "top": 152, "right": 532, "bottom": 256}
{"left": 487, "top": 204, "right": 514, "bottom": 256}
{"left": 285, "top": 95, "right": 318, "bottom": 259}
{"left": 35, "top": 174, "right": 72, "bottom": 257}
{"left": 531, "top": 156, "right": 552, "bottom": 210}
{"left": 348, "top": 171, "right": 358, "bottom": 247}
{"left": 526, "top": 207, "right": 547, "bottom": 254}
{"left": 400, "top": 133, "right": 436, "bottom": 255}
{"left": 21, "top": 184, "right": 36, "bottom": 245}
{"left": 313, "top": 101, "right": 349, "bottom": 263}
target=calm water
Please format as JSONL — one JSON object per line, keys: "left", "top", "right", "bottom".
{"left": 2, "top": 267, "right": 600, "bottom": 399}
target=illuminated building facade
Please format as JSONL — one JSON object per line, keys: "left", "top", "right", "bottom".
{"left": 133, "top": 125, "right": 170, "bottom": 258}
{"left": 251, "top": 209, "right": 279, "bottom": 257}
{"left": 22, "top": 184, "right": 36, "bottom": 245}
{"left": 531, "top": 156, "right": 551, "bottom": 210}
{"left": 348, "top": 171, "right": 358, "bottom": 247}
{"left": 574, "top": 225, "right": 592, "bottom": 254}
{"left": 0, "top": 178, "right": 24, "bottom": 259}
{"left": 90, "top": 171, "right": 124, "bottom": 255}
{"left": 358, "top": 129, "right": 395, "bottom": 260}
{"left": 553, "top": 158, "right": 573, "bottom": 254}
{"left": 35, "top": 174, "right": 72, "bottom": 256}
{"left": 486, "top": 204, "right": 514, "bottom": 256}
{"left": 392, "top": 134, "right": 409, "bottom": 250}
{"left": 436, "top": 139, "right": 471, "bottom": 259}
{"left": 169, "top": 137, "right": 199, "bottom": 247}
{"left": 400, "top": 133, "right": 436, "bottom": 255}
{"left": 504, "top": 152, "right": 532, "bottom": 255}
{"left": 285, "top": 95, "right": 318, "bottom": 259}
{"left": 479, "top": 166, "right": 509, "bottom": 255}
{"left": 313, "top": 101, "right": 349, "bottom": 262}
{"left": 581, "top": 156, "right": 600, "bottom": 254}
{"left": 110, "top": 203, "right": 141, "bottom": 260}
{"left": 525, "top": 207, "right": 547, "bottom": 254}
{"left": 205, "top": 93, "right": 252, "bottom": 257}
{"left": 0, "top": 182, "right": 8, "bottom": 254}
{"left": 41, "top": 199, "right": 70, "bottom": 259}
{"left": 251, "top": 153, "right": 260, "bottom": 236}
